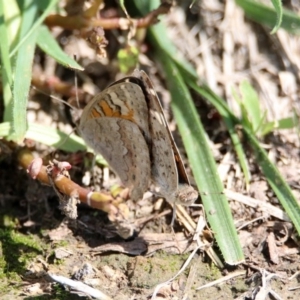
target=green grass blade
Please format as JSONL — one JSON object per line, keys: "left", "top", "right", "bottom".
{"left": 190, "top": 83, "right": 252, "bottom": 187}
{"left": 270, "top": 0, "right": 283, "bottom": 34}
{"left": 0, "top": 122, "right": 83, "bottom": 152}
{"left": 37, "top": 25, "right": 84, "bottom": 71}
{"left": 0, "top": 0, "right": 13, "bottom": 122}
{"left": 240, "top": 80, "right": 262, "bottom": 134}
{"left": 133, "top": 0, "right": 245, "bottom": 264}
{"left": 9, "top": 0, "right": 39, "bottom": 141}
{"left": 231, "top": 85, "right": 254, "bottom": 133}
{"left": 26, "top": 123, "right": 86, "bottom": 153}
{"left": 25, "top": 123, "right": 107, "bottom": 165}
{"left": 276, "top": 116, "right": 298, "bottom": 129}
{"left": 0, "top": 121, "right": 106, "bottom": 165}
{"left": 161, "top": 57, "right": 245, "bottom": 265}
{"left": 9, "top": 0, "right": 59, "bottom": 58}
{"left": 244, "top": 126, "right": 300, "bottom": 233}
{"left": 190, "top": 85, "right": 300, "bottom": 236}
{"left": 261, "top": 116, "right": 297, "bottom": 136}
{"left": 235, "top": 0, "right": 300, "bottom": 34}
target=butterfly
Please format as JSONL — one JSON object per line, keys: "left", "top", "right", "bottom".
{"left": 79, "top": 69, "right": 198, "bottom": 214}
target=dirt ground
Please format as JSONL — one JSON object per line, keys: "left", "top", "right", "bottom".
{"left": 1, "top": 0, "right": 300, "bottom": 299}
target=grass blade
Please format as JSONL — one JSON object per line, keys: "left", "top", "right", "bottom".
{"left": 162, "top": 57, "right": 245, "bottom": 265}
{"left": 190, "top": 83, "right": 252, "bottom": 187}
{"left": 9, "top": 0, "right": 59, "bottom": 58}
{"left": 37, "top": 25, "right": 84, "bottom": 71}
{"left": 133, "top": 0, "right": 245, "bottom": 265}
{"left": 235, "top": 0, "right": 300, "bottom": 34}
{"left": 0, "top": 121, "right": 106, "bottom": 165}
{"left": 0, "top": 0, "right": 13, "bottom": 122}
{"left": 239, "top": 80, "right": 262, "bottom": 134}
{"left": 0, "top": 122, "right": 84, "bottom": 152}
{"left": 9, "top": 0, "right": 39, "bottom": 141}
{"left": 191, "top": 85, "right": 300, "bottom": 235}
{"left": 244, "top": 126, "right": 300, "bottom": 233}
{"left": 270, "top": 0, "right": 283, "bottom": 34}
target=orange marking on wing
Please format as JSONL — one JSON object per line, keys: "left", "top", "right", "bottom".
{"left": 100, "top": 100, "right": 114, "bottom": 117}
{"left": 89, "top": 99, "right": 136, "bottom": 122}
{"left": 90, "top": 108, "right": 101, "bottom": 118}
{"left": 121, "top": 106, "right": 135, "bottom": 122}
{"left": 100, "top": 100, "right": 136, "bottom": 122}
{"left": 89, "top": 100, "right": 113, "bottom": 118}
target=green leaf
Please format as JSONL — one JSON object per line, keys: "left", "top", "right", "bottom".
{"left": 277, "top": 116, "right": 298, "bottom": 129}
{"left": 0, "top": 0, "right": 14, "bottom": 122}
{"left": 117, "top": 45, "right": 139, "bottom": 74}
{"left": 0, "top": 122, "right": 107, "bottom": 165}
{"left": 270, "top": 0, "right": 283, "bottom": 34}
{"left": 10, "top": 0, "right": 59, "bottom": 58}
{"left": 239, "top": 80, "right": 262, "bottom": 134}
{"left": 235, "top": 0, "right": 300, "bottom": 34}
{"left": 162, "top": 57, "right": 245, "bottom": 265}
{"left": 37, "top": 25, "right": 84, "bottom": 71}
{"left": 260, "top": 116, "right": 298, "bottom": 136}
{"left": 191, "top": 84, "right": 300, "bottom": 237}
{"left": 10, "top": 0, "right": 39, "bottom": 141}
{"left": 244, "top": 126, "right": 300, "bottom": 234}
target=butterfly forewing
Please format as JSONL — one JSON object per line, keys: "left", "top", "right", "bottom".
{"left": 79, "top": 83, "right": 151, "bottom": 201}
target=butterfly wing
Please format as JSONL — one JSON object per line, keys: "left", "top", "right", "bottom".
{"left": 79, "top": 83, "right": 152, "bottom": 201}
{"left": 105, "top": 72, "right": 178, "bottom": 197}
{"left": 105, "top": 81, "right": 152, "bottom": 144}
{"left": 80, "top": 117, "right": 151, "bottom": 201}
{"left": 138, "top": 71, "right": 191, "bottom": 183}
{"left": 133, "top": 70, "right": 198, "bottom": 205}
{"left": 79, "top": 70, "right": 198, "bottom": 205}
{"left": 148, "top": 97, "right": 178, "bottom": 195}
